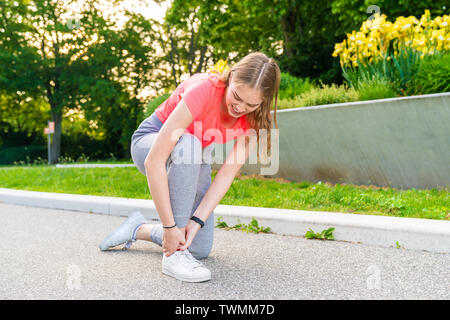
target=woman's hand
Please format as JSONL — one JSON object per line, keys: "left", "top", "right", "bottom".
{"left": 162, "top": 227, "right": 186, "bottom": 257}
{"left": 178, "top": 219, "right": 201, "bottom": 251}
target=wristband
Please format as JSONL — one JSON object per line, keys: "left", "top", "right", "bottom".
{"left": 162, "top": 223, "right": 177, "bottom": 229}
{"left": 190, "top": 216, "right": 205, "bottom": 228}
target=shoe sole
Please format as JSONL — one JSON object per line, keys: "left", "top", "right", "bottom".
{"left": 99, "top": 212, "right": 146, "bottom": 251}
{"left": 99, "top": 232, "right": 126, "bottom": 251}
{"left": 162, "top": 266, "right": 211, "bottom": 283}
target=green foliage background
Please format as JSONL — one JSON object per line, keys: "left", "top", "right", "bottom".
{"left": 0, "top": 0, "right": 448, "bottom": 163}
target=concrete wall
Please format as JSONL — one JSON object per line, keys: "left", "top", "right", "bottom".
{"left": 210, "top": 92, "right": 450, "bottom": 190}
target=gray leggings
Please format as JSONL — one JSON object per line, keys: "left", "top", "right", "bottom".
{"left": 130, "top": 113, "right": 215, "bottom": 259}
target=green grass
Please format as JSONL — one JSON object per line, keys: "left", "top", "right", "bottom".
{"left": 0, "top": 165, "right": 448, "bottom": 220}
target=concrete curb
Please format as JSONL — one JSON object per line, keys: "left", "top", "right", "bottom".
{"left": 1, "top": 188, "right": 449, "bottom": 254}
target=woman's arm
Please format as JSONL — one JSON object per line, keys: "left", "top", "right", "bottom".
{"left": 144, "top": 99, "right": 194, "bottom": 255}
{"left": 144, "top": 100, "right": 193, "bottom": 226}
{"left": 178, "top": 132, "right": 257, "bottom": 250}
{"left": 191, "top": 131, "right": 258, "bottom": 225}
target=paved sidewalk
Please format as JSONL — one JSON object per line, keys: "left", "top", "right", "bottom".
{"left": 0, "top": 203, "right": 449, "bottom": 300}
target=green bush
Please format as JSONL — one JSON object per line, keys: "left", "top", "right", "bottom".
{"left": 298, "top": 83, "right": 359, "bottom": 107}
{"left": 144, "top": 92, "right": 171, "bottom": 118}
{"left": 409, "top": 53, "right": 450, "bottom": 95}
{"left": 61, "top": 133, "right": 115, "bottom": 160}
{"left": 277, "top": 96, "right": 304, "bottom": 109}
{"left": 279, "top": 72, "right": 314, "bottom": 101}
{"left": 277, "top": 83, "right": 359, "bottom": 108}
{"left": 0, "top": 145, "right": 47, "bottom": 165}
{"left": 357, "top": 77, "right": 399, "bottom": 101}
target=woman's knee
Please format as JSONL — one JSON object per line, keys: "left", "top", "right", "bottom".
{"left": 189, "top": 243, "right": 212, "bottom": 260}
{"left": 130, "top": 136, "right": 152, "bottom": 176}
{"left": 169, "top": 133, "right": 203, "bottom": 166}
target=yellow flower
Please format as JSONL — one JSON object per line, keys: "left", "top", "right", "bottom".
{"left": 332, "top": 9, "right": 449, "bottom": 68}
{"left": 212, "top": 59, "right": 229, "bottom": 73}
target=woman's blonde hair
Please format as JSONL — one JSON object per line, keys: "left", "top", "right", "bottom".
{"left": 211, "top": 52, "right": 280, "bottom": 164}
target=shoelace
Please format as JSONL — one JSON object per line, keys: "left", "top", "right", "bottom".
{"left": 177, "top": 250, "right": 203, "bottom": 270}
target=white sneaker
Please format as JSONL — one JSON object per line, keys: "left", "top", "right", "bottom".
{"left": 162, "top": 249, "right": 211, "bottom": 282}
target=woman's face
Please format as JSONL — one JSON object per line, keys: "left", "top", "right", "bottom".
{"left": 223, "top": 73, "right": 263, "bottom": 118}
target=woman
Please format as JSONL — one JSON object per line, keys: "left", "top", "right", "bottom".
{"left": 99, "top": 52, "right": 281, "bottom": 282}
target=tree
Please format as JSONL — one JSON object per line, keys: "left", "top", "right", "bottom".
{"left": 153, "top": 0, "right": 283, "bottom": 88}
{"left": 0, "top": 0, "right": 162, "bottom": 162}
{"left": 155, "top": 0, "right": 344, "bottom": 83}
{"left": 73, "top": 1, "right": 163, "bottom": 157}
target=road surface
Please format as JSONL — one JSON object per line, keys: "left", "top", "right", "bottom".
{"left": 0, "top": 202, "right": 448, "bottom": 300}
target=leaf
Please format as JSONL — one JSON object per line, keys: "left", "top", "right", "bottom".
{"left": 323, "top": 227, "right": 335, "bottom": 240}
{"left": 215, "top": 216, "right": 228, "bottom": 228}
{"left": 233, "top": 223, "right": 243, "bottom": 230}
{"left": 305, "top": 229, "right": 317, "bottom": 239}
{"left": 305, "top": 227, "right": 335, "bottom": 240}
{"left": 250, "top": 217, "right": 259, "bottom": 228}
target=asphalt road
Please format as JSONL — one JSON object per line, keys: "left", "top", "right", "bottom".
{"left": 0, "top": 202, "right": 449, "bottom": 300}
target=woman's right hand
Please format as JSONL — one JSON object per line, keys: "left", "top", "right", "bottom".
{"left": 162, "top": 227, "right": 186, "bottom": 257}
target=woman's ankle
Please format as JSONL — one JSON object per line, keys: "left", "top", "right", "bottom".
{"left": 136, "top": 223, "right": 153, "bottom": 242}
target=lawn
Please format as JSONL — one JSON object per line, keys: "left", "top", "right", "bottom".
{"left": 0, "top": 164, "right": 448, "bottom": 220}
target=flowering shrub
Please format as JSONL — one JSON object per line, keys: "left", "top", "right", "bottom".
{"left": 332, "top": 10, "right": 450, "bottom": 68}
{"left": 211, "top": 59, "right": 229, "bottom": 73}
{"left": 332, "top": 10, "right": 450, "bottom": 95}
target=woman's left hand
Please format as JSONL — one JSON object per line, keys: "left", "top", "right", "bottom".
{"left": 178, "top": 219, "right": 201, "bottom": 251}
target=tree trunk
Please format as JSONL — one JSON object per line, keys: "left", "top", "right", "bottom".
{"left": 279, "top": 2, "right": 302, "bottom": 65}
{"left": 50, "top": 108, "right": 62, "bottom": 164}
{"left": 195, "top": 45, "right": 207, "bottom": 74}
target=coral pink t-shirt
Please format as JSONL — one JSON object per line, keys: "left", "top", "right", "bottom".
{"left": 154, "top": 72, "right": 249, "bottom": 148}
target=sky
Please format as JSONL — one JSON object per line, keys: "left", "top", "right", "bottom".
{"left": 128, "top": 0, "right": 169, "bottom": 21}
{"left": 64, "top": 0, "right": 169, "bottom": 26}
{"left": 110, "top": 0, "right": 169, "bottom": 25}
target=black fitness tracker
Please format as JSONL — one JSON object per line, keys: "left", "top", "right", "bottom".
{"left": 162, "top": 223, "right": 177, "bottom": 229}
{"left": 190, "top": 216, "right": 205, "bottom": 228}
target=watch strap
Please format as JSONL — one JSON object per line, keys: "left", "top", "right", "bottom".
{"left": 190, "top": 216, "right": 205, "bottom": 228}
